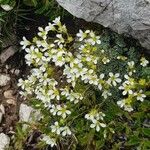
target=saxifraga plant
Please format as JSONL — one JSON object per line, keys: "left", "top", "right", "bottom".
{"left": 17, "top": 17, "right": 149, "bottom": 149}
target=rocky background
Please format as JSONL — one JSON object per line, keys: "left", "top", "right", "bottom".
{"left": 56, "top": 0, "right": 150, "bottom": 51}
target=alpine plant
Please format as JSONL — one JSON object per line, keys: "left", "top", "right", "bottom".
{"left": 18, "top": 17, "right": 149, "bottom": 147}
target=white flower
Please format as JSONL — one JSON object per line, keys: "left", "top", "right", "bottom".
{"left": 102, "top": 90, "right": 112, "bottom": 99}
{"left": 117, "top": 99, "right": 126, "bottom": 108}
{"left": 98, "top": 74, "right": 105, "bottom": 90}
{"left": 140, "top": 57, "right": 149, "bottom": 67}
{"left": 107, "top": 72, "right": 122, "bottom": 86}
{"left": 124, "top": 105, "right": 133, "bottom": 112}
{"left": 134, "top": 90, "right": 146, "bottom": 102}
{"left": 57, "top": 105, "right": 71, "bottom": 119}
{"left": 102, "top": 57, "right": 110, "bottom": 64}
{"left": 127, "top": 61, "right": 135, "bottom": 69}
{"left": 54, "top": 34, "right": 65, "bottom": 45}
{"left": 61, "top": 126, "right": 72, "bottom": 136}
{"left": 87, "top": 31, "right": 101, "bottom": 45}
{"left": 117, "top": 99, "right": 133, "bottom": 112}
{"left": 52, "top": 54, "right": 66, "bottom": 67}
{"left": 119, "top": 83, "right": 133, "bottom": 95}
{"left": 88, "top": 75, "right": 99, "bottom": 85}
{"left": 1, "top": 4, "right": 13, "bottom": 11}
{"left": 67, "top": 92, "right": 83, "bottom": 104}
{"left": 53, "top": 16, "right": 61, "bottom": 25}
{"left": 49, "top": 89, "right": 60, "bottom": 100}
{"left": 124, "top": 74, "right": 134, "bottom": 85}
{"left": 20, "top": 37, "right": 31, "bottom": 49}
{"left": 45, "top": 23, "right": 55, "bottom": 31}
{"left": 85, "top": 110, "right": 105, "bottom": 122}
{"left": 76, "top": 30, "right": 90, "bottom": 41}
{"left": 58, "top": 24, "right": 67, "bottom": 33}
{"left": 51, "top": 122, "right": 61, "bottom": 135}
{"left": 24, "top": 46, "right": 35, "bottom": 65}
{"left": 90, "top": 120, "right": 106, "bottom": 132}
{"left": 127, "top": 61, "right": 136, "bottom": 75}
{"left": 38, "top": 27, "right": 48, "bottom": 40}
{"left": 60, "top": 87, "right": 70, "bottom": 97}
{"left": 39, "top": 73, "right": 51, "bottom": 86}
{"left": 36, "top": 40, "right": 49, "bottom": 49}
{"left": 41, "top": 135, "right": 56, "bottom": 147}
{"left": 81, "top": 69, "right": 94, "bottom": 82}
{"left": 18, "top": 79, "right": 28, "bottom": 90}
{"left": 50, "top": 105, "right": 58, "bottom": 116}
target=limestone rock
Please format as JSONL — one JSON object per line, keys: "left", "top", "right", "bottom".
{"left": 0, "top": 133, "right": 10, "bottom": 150}
{"left": 0, "top": 104, "right": 5, "bottom": 123}
{"left": 19, "top": 103, "right": 42, "bottom": 123}
{"left": 56, "top": 0, "right": 150, "bottom": 50}
{"left": 0, "top": 46, "right": 17, "bottom": 63}
{"left": 0, "top": 74, "right": 10, "bottom": 87}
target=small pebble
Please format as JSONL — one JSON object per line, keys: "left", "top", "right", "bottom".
{"left": 0, "top": 74, "right": 10, "bottom": 87}
{"left": 0, "top": 133, "right": 10, "bottom": 150}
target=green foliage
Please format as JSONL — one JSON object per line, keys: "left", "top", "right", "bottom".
{"left": 0, "top": 0, "right": 69, "bottom": 53}
{"left": 23, "top": 0, "right": 70, "bottom": 19}
{"left": 16, "top": 17, "right": 150, "bottom": 150}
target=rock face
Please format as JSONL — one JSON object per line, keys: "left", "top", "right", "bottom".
{"left": 56, "top": 0, "right": 150, "bottom": 50}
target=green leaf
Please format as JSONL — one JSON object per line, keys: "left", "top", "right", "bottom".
{"left": 95, "top": 139, "right": 105, "bottom": 149}
{"left": 23, "top": 0, "right": 38, "bottom": 7}
{"left": 142, "top": 128, "right": 150, "bottom": 137}
{"left": 126, "top": 135, "right": 140, "bottom": 146}
{"left": 143, "top": 140, "right": 150, "bottom": 149}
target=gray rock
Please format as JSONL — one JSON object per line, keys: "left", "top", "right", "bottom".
{"left": 0, "top": 104, "right": 5, "bottom": 123}
{"left": 0, "top": 74, "right": 10, "bottom": 87}
{"left": 19, "top": 103, "right": 42, "bottom": 129}
{"left": 19, "top": 104, "right": 33, "bottom": 122}
{"left": 56, "top": 0, "right": 150, "bottom": 50}
{"left": 0, "top": 46, "right": 17, "bottom": 63}
{"left": 0, "top": 133, "right": 10, "bottom": 150}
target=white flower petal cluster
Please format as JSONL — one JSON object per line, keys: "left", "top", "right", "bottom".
{"left": 61, "top": 88, "right": 83, "bottom": 104}
{"left": 107, "top": 72, "right": 122, "bottom": 86}
{"left": 76, "top": 30, "right": 90, "bottom": 41}
{"left": 85, "top": 110, "right": 106, "bottom": 132}
{"left": 41, "top": 135, "right": 56, "bottom": 147}
{"left": 1, "top": 4, "right": 13, "bottom": 11}
{"left": 102, "top": 57, "right": 110, "bottom": 64}
{"left": 20, "top": 37, "right": 31, "bottom": 49}
{"left": 118, "top": 75, "right": 146, "bottom": 112}
{"left": 102, "top": 90, "right": 112, "bottom": 99}
{"left": 140, "top": 57, "right": 149, "bottom": 67}
{"left": 51, "top": 122, "right": 71, "bottom": 136}
{"left": 117, "top": 99, "right": 133, "bottom": 112}
{"left": 38, "top": 27, "right": 48, "bottom": 40}
{"left": 127, "top": 61, "right": 136, "bottom": 75}
{"left": 119, "top": 75, "right": 134, "bottom": 95}
{"left": 51, "top": 122, "right": 62, "bottom": 135}
{"left": 61, "top": 126, "right": 72, "bottom": 136}
{"left": 50, "top": 105, "right": 71, "bottom": 119}
{"left": 134, "top": 90, "right": 146, "bottom": 102}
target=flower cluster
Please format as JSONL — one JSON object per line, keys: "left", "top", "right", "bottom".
{"left": 41, "top": 135, "right": 56, "bottom": 147}
{"left": 85, "top": 110, "right": 106, "bottom": 132}
{"left": 18, "top": 17, "right": 148, "bottom": 148}
{"left": 51, "top": 122, "right": 71, "bottom": 136}
{"left": 117, "top": 74, "right": 147, "bottom": 112}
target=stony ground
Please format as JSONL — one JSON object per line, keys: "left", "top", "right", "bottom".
{"left": 0, "top": 50, "right": 28, "bottom": 149}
